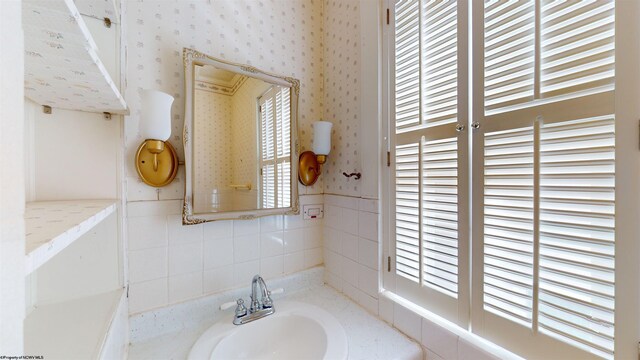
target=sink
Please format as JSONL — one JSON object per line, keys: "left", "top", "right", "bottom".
{"left": 188, "top": 301, "right": 348, "bottom": 360}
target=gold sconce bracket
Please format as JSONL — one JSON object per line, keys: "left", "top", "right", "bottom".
{"left": 298, "top": 150, "right": 325, "bottom": 186}
{"left": 135, "top": 140, "right": 178, "bottom": 187}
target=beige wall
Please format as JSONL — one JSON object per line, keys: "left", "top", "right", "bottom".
{"left": 193, "top": 89, "right": 233, "bottom": 213}
{"left": 323, "top": 0, "right": 364, "bottom": 197}
{"left": 124, "top": 0, "right": 325, "bottom": 201}
{"left": 231, "top": 77, "right": 270, "bottom": 191}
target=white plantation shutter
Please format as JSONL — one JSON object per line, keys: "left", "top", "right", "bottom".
{"left": 483, "top": 126, "right": 535, "bottom": 326}
{"left": 484, "top": 0, "right": 535, "bottom": 112}
{"left": 538, "top": 116, "right": 615, "bottom": 358}
{"left": 540, "top": 1, "right": 615, "bottom": 98}
{"left": 260, "top": 95, "right": 275, "bottom": 208}
{"left": 395, "top": 142, "right": 421, "bottom": 282}
{"left": 472, "top": 0, "right": 617, "bottom": 358}
{"left": 262, "top": 164, "right": 275, "bottom": 208}
{"left": 394, "top": 0, "right": 420, "bottom": 132}
{"left": 422, "top": 137, "right": 459, "bottom": 297}
{"left": 391, "top": 0, "right": 468, "bottom": 324}
{"left": 277, "top": 161, "right": 291, "bottom": 208}
{"left": 259, "top": 86, "right": 291, "bottom": 209}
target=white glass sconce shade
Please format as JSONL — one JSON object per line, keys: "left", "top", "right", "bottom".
{"left": 312, "top": 121, "right": 332, "bottom": 155}
{"left": 139, "top": 89, "right": 174, "bottom": 141}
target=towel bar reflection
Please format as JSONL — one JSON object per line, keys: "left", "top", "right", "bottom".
{"left": 229, "top": 184, "right": 252, "bottom": 190}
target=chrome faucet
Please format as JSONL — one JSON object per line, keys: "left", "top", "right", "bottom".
{"left": 220, "top": 274, "right": 283, "bottom": 325}
{"left": 250, "top": 275, "right": 273, "bottom": 312}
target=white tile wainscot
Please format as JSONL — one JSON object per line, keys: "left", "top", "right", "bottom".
{"left": 126, "top": 194, "right": 324, "bottom": 314}
{"left": 128, "top": 267, "right": 422, "bottom": 360}
{"left": 24, "top": 200, "right": 117, "bottom": 274}
{"left": 323, "top": 194, "right": 381, "bottom": 315}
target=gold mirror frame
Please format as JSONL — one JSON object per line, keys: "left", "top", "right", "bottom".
{"left": 181, "top": 48, "right": 300, "bottom": 225}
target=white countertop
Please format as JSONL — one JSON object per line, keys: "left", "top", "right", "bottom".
{"left": 128, "top": 268, "right": 422, "bottom": 360}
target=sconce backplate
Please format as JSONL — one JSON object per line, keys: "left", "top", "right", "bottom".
{"left": 298, "top": 150, "right": 321, "bottom": 186}
{"left": 135, "top": 140, "right": 179, "bottom": 187}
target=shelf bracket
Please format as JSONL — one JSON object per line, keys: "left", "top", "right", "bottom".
{"left": 42, "top": 105, "right": 52, "bottom": 114}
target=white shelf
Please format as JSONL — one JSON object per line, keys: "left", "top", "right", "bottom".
{"left": 25, "top": 200, "right": 117, "bottom": 274}
{"left": 25, "top": 289, "right": 125, "bottom": 359}
{"left": 74, "top": 0, "right": 121, "bottom": 24}
{"left": 22, "top": 0, "right": 127, "bottom": 114}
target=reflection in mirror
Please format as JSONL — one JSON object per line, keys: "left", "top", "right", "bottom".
{"left": 192, "top": 64, "right": 292, "bottom": 214}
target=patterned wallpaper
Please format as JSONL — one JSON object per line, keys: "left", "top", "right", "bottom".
{"left": 124, "top": 0, "right": 326, "bottom": 200}
{"left": 231, "top": 77, "right": 270, "bottom": 189}
{"left": 322, "top": 0, "right": 362, "bottom": 196}
{"left": 193, "top": 89, "right": 232, "bottom": 213}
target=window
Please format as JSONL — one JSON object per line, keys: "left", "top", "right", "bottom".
{"left": 259, "top": 86, "right": 291, "bottom": 209}
{"left": 385, "top": 0, "right": 637, "bottom": 359}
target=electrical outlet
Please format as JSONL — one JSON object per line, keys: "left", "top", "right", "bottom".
{"left": 303, "top": 204, "right": 324, "bottom": 220}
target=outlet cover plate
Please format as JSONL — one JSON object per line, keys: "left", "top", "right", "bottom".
{"left": 303, "top": 204, "right": 324, "bottom": 220}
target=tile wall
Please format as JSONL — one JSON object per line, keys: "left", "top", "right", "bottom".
{"left": 322, "top": 194, "right": 380, "bottom": 315}
{"left": 322, "top": 193, "right": 516, "bottom": 360}
{"left": 127, "top": 194, "right": 323, "bottom": 314}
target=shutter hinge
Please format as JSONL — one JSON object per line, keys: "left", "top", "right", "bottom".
{"left": 386, "top": 8, "right": 390, "bottom": 25}
{"left": 126, "top": 284, "right": 129, "bottom": 298}
{"left": 387, "top": 256, "right": 391, "bottom": 272}
{"left": 386, "top": 151, "right": 391, "bottom": 167}
{"left": 260, "top": 168, "right": 263, "bottom": 176}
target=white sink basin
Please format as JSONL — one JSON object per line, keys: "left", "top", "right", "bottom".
{"left": 188, "top": 301, "right": 348, "bottom": 360}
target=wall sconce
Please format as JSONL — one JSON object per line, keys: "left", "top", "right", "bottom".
{"left": 298, "top": 121, "right": 332, "bottom": 186}
{"left": 135, "top": 89, "right": 178, "bottom": 187}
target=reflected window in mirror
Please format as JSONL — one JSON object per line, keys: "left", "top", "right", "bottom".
{"left": 258, "top": 86, "right": 291, "bottom": 209}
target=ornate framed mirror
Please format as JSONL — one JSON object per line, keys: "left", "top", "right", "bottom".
{"left": 182, "top": 48, "right": 300, "bottom": 224}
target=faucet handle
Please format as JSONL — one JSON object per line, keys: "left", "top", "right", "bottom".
{"left": 262, "top": 288, "right": 284, "bottom": 309}
{"left": 234, "top": 299, "right": 247, "bottom": 317}
{"left": 270, "top": 287, "right": 284, "bottom": 295}
{"left": 220, "top": 298, "right": 248, "bottom": 318}
{"left": 220, "top": 300, "right": 238, "bottom": 310}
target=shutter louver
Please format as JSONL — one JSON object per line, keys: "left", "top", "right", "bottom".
{"left": 483, "top": 126, "right": 534, "bottom": 326}
{"left": 262, "top": 164, "right": 275, "bottom": 208}
{"left": 395, "top": 0, "right": 421, "bottom": 133}
{"left": 277, "top": 161, "right": 291, "bottom": 208}
{"left": 540, "top": 0, "right": 615, "bottom": 98}
{"left": 422, "top": 137, "right": 458, "bottom": 297}
{"left": 484, "top": 0, "right": 535, "bottom": 112}
{"left": 261, "top": 98, "right": 274, "bottom": 161}
{"left": 395, "top": 142, "right": 421, "bottom": 283}
{"left": 281, "top": 88, "right": 291, "bottom": 157}
{"left": 422, "top": 1, "right": 457, "bottom": 127}
{"left": 538, "top": 115, "right": 615, "bottom": 359}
